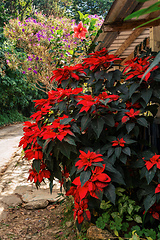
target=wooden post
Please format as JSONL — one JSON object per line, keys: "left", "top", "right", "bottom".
{"left": 150, "top": 26, "right": 160, "bottom": 51}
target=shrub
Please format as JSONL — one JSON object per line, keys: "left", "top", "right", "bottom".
{"left": 4, "top": 12, "right": 103, "bottom": 90}
{"left": 19, "top": 40, "right": 160, "bottom": 233}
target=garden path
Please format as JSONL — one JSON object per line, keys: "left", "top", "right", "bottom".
{"left": 0, "top": 123, "right": 23, "bottom": 173}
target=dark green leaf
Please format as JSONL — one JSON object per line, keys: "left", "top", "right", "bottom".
{"left": 80, "top": 171, "right": 91, "bottom": 187}
{"left": 104, "top": 184, "right": 116, "bottom": 204}
{"left": 63, "top": 136, "right": 76, "bottom": 146}
{"left": 129, "top": 83, "right": 139, "bottom": 98}
{"left": 58, "top": 101, "right": 67, "bottom": 112}
{"left": 153, "top": 89, "right": 160, "bottom": 99}
{"left": 144, "top": 194, "right": 156, "bottom": 211}
{"left": 142, "top": 52, "right": 160, "bottom": 82}
{"left": 103, "top": 115, "right": 115, "bottom": 127}
{"left": 91, "top": 118, "right": 105, "bottom": 138}
{"left": 115, "top": 147, "right": 121, "bottom": 158}
{"left": 145, "top": 165, "right": 157, "bottom": 184}
{"left": 43, "top": 139, "right": 52, "bottom": 152}
{"left": 141, "top": 89, "right": 152, "bottom": 104}
{"left": 32, "top": 159, "right": 40, "bottom": 173}
{"left": 120, "top": 155, "right": 127, "bottom": 164}
{"left": 92, "top": 162, "right": 103, "bottom": 168}
{"left": 70, "top": 165, "right": 77, "bottom": 176}
{"left": 46, "top": 141, "right": 54, "bottom": 157}
{"left": 126, "top": 122, "right": 135, "bottom": 133}
{"left": 137, "top": 117, "right": 148, "bottom": 127}
{"left": 72, "top": 123, "right": 81, "bottom": 134}
{"left": 58, "top": 142, "right": 71, "bottom": 158}
{"left": 122, "top": 147, "right": 131, "bottom": 156}
{"left": 134, "top": 159, "right": 144, "bottom": 168}
{"left": 154, "top": 74, "right": 160, "bottom": 82}
{"left": 81, "top": 114, "right": 91, "bottom": 132}
{"left": 107, "top": 148, "right": 114, "bottom": 158}
{"left": 60, "top": 117, "right": 73, "bottom": 125}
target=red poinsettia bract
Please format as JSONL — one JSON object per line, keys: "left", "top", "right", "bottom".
{"left": 72, "top": 165, "right": 111, "bottom": 200}
{"left": 124, "top": 58, "right": 159, "bottom": 82}
{"left": 19, "top": 121, "right": 41, "bottom": 149}
{"left": 77, "top": 95, "right": 99, "bottom": 113}
{"left": 74, "top": 199, "right": 91, "bottom": 224}
{"left": 126, "top": 101, "right": 141, "bottom": 109}
{"left": 83, "top": 54, "right": 121, "bottom": 72}
{"left": 75, "top": 150, "right": 103, "bottom": 171}
{"left": 73, "top": 21, "right": 88, "bottom": 39}
{"left": 145, "top": 153, "right": 160, "bottom": 171}
{"left": 112, "top": 138, "right": 126, "bottom": 147}
{"left": 122, "top": 108, "right": 140, "bottom": 123}
{"left": 28, "top": 163, "right": 50, "bottom": 183}
{"left": 50, "top": 64, "right": 86, "bottom": 85}
{"left": 41, "top": 115, "right": 74, "bottom": 141}
{"left": 88, "top": 48, "right": 108, "bottom": 58}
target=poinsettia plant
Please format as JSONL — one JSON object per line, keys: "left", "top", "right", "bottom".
{"left": 19, "top": 44, "right": 160, "bottom": 230}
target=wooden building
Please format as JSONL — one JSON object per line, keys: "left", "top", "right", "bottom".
{"left": 94, "top": 0, "right": 160, "bottom": 65}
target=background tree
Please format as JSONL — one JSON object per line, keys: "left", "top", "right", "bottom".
{"left": 32, "top": 0, "right": 72, "bottom": 17}
{"left": 67, "top": 0, "right": 114, "bottom": 21}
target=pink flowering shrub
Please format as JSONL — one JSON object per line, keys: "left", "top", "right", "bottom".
{"left": 4, "top": 12, "right": 103, "bottom": 90}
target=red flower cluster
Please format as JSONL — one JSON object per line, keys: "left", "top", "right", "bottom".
{"left": 28, "top": 163, "right": 51, "bottom": 183}
{"left": 48, "top": 87, "right": 83, "bottom": 104}
{"left": 66, "top": 151, "right": 111, "bottom": 224}
{"left": 40, "top": 115, "right": 74, "bottom": 141}
{"left": 122, "top": 108, "right": 140, "bottom": 123}
{"left": 74, "top": 199, "right": 91, "bottom": 224}
{"left": 124, "top": 58, "right": 158, "bottom": 82}
{"left": 31, "top": 103, "right": 52, "bottom": 122}
{"left": 112, "top": 138, "right": 126, "bottom": 147}
{"left": 50, "top": 64, "right": 86, "bottom": 85}
{"left": 73, "top": 21, "right": 88, "bottom": 39}
{"left": 67, "top": 164, "right": 111, "bottom": 201}
{"left": 19, "top": 121, "right": 43, "bottom": 161}
{"left": 77, "top": 92, "right": 119, "bottom": 113}
{"left": 126, "top": 101, "right": 141, "bottom": 109}
{"left": 145, "top": 153, "right": 160, "bottom": 171}
{"left": 75, "top": 150, "right": 103, "bottom": 171}
{"left": 83, "top": 53, "right": 120, "bottom": 72}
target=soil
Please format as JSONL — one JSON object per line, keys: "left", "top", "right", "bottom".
{"left": 0, "top": 200, "right": 85, "bottom": 240}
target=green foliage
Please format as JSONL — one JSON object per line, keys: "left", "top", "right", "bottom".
{"left": 0, "top": 109, "right": 27, "bottom": 126}
{"left": 68, "top": 0, "right": 114, "bottom": 21}
{"left": 2, "top": 0, "right": 32, "bottom": 21}
{"left": 125, "top": 225, "right": 158, "bottom": 240}
{"left": 32, "top": 0, "right": 72, "bottom": 17}
{"left": 96, "top": 191, "right": 142, "bottom": 234}
{"left": 4, "top": 13, "right": 102, "bottom": 89}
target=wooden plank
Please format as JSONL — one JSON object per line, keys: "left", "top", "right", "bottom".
{"left": 121, "top": 52, "right": 134, "bottom": 65}
{"left": 103, "top": 18, "right": 160, "bottom": 32}
{"left": 115, "top": 28, "right": 144, "bottom": 56}
{"left": 150, "top": 26, "right": 160, "bottom": 51}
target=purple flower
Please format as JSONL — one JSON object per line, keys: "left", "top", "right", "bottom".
{"left": 22, "top": 71, "right": 25, "bottom": 74}
{"left": 36, "top": 57, "right": 39, "bottom": 60}
{"left": 33, "top": 70, "right": 37, "bottom": 74}
{"left": 28, "top": 68, "right": 32, "bottom": 70}
{"left": 22, "top": 29, "right": 25, "bottom": 32}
